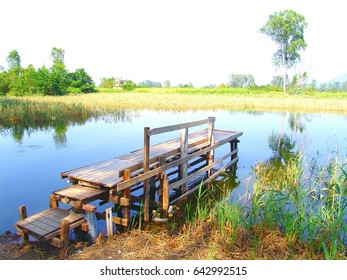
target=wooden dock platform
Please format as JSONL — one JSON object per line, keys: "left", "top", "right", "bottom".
{"left": 14, "top": 117, "right": 242, "bottom": 258}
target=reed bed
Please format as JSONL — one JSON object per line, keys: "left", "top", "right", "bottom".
{"left": 184, "top": 154, "right": 347, "bottom": 260}
{"left": 2, "top": 90, "right": 347, "bottom": 130}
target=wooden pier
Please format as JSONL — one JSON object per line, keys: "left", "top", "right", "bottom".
{"left": 15, "top": 117, "right": 242, "bottom": 258}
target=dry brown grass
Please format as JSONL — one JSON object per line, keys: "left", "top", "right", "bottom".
{"left": 66, "top": 222, "right": 325, "bottom": 260}
{"left": 1, "top": 219, "right": 336, "bottom": 260}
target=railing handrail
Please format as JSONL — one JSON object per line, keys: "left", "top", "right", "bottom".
{"left": 147, "top": 117, "right": 215, "bottom": 136}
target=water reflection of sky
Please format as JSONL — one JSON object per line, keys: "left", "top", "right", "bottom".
{"left": 0, "top": 110, "right": 346, "bottom": 233}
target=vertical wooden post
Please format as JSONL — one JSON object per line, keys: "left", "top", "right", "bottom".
{"left": 162, "top": 174, "right": 169, "bottom": 218}
{"left": 158, "top": 156, "right": 166, "bottom": 207}
{"left": 60, "top": 219, "right": 70, "bottom": 259}
{"left": 230, "top": 140, "right": 239, "bottom": 171}
{"left": 143, "top": 127, "right": 150, "bottom": 222}
{"left": 18, "top": 205, "right": 29, "bottom": 243}
{"left": 106, "top": 207, "right": 114, "bottom": 237}
{"left": 149, "top": 177, "right": 156, "bottom": 202}
{"left": 207, "top": 117, "right": 215, "bottom": 178}
{"left": 179, "top": 127, "right": 188, "bottom": 193}
{"left": 49, "top": 195, "right": 59, "bottom": 208}
{"left": 123, "top": 169, "right": 131, "bottom": 230}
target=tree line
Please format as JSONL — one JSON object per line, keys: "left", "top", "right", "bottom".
{"left": 0, "top": 48, "right": 96, "bottom": 96}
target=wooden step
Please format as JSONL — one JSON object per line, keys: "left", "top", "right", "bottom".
{"left": 15, "top": 207, "right": 85, "bottom": 240}
{"left": 52, "top": 184, "right": 109, "bottom": 205}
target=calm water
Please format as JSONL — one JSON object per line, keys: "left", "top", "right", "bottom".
{"left": 1, "top": 110, "right": 346, "bottom": 233}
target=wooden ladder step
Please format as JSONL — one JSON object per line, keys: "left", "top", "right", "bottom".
{"left": 15, "top": 207, "right": 85, "bottom": 240}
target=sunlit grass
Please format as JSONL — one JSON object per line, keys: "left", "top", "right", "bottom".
{"left": 2, "top": 89, "right": 347, "bottom": 129}
{"left": 185, "top": 154, "right": 347, "bottom": 259}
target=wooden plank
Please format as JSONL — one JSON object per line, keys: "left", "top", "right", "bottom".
{"left": 143, "top": 127, "right": 150, "bottom": 222}
{"left": 44, "top": 217, "right": 85, "bottom": 240}
{"left": 15, "top": 208, "right": 84, "bottom": 240}
{"left": 95, "top": 212, "right": 128, "bottom": 227}
{"left": 53, "top": 185, "right": 109, "bottom": 202}
{"left": 207, "top": 117, "right": 215, "bottom": 178}
{"left": 162, "top": 174, "right": 169, "bottom": 216}
{"left": 179, "top": 127, "right": 188, "bottom": 193}
{"left": 123, "top": 169, "right": 131, "bottom": 226}
{"left": 148, "top": 118, "right": 209, "bottom": 136}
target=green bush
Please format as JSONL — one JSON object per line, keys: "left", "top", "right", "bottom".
{"left": 121, "top": 80, "right": 137, "bottom": 91}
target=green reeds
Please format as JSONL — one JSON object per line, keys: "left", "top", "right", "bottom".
{"left": 246, "top": 155, "right": 347, "bottom": 259}
{"left": 187, "top": 155, "right": 347, "bottom": 259}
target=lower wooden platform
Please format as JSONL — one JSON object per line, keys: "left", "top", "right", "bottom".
{"left": 15, "top": 207, "right": 86, "bottom": 259}
{"left": 15, "top": 207, "right": 85, "bottom": 240}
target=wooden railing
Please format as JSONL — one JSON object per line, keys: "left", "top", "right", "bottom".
{"left": 142, "top": 117, "right": 215, "bottom": 221}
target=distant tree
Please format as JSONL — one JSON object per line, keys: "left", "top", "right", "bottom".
{"left": 327, "top": 82, "right": 341, "bottom": 92}
{"left": 271, "top": 75, "right": 286, "bottom": 87}
{"left": 228, "top": 73, "right": 255, "bottom": 88}
{"left": 67, "top": 68, "right": 96, "bottom": 93}
{"left": 341, "top": 81, "right": 347, "bottom": 92}
{"left": 49, "top": 47, "right": 68, "bottom": 95}
{"left": 6, "top": 49, "right": 21, "bottom": 70}
{"left": 49, "top": 63, "right": 68, "bottom": 95}
{"left": 290, "top": 72, "right": 308, "bottom": 94}
{"left": 121, "top": 80, "right": 137, "bottom": 91}
{"left": 216, "top": 83, "right": 230, "bottom": 89}
{"left": 163, "top": 80, "right": 171, "bottom": 88}
{"left": 99, "top": 77, "right": 116, "bottom": 88}
{"left": 35, "top": 66, "right": 51, "bottom": 94}
{"left": 319, "top": 83, "right": 327, "bottom": 92}
{"left": 177, "top": 83, "right": 194, "bottom": 88}
{"left": 260, "top": 10, "right": 308, "bottom": 94}
{"left": 0, "top": 71, "right": 10, "bottom": 95}
{"left": 203, "top": 84, "right": 216, "bottom": 88}
{"left": 12, "top": 64, "right": 38, "bottom": 95}
{"left": 50, "top": 47, "right": 65, "bottom": 65}
{"left": 308, "top": 79, "right": 318, "bottom": 91}
{"left": 5, "top": 50, "right": 22, "bottom": 94}
{"left": 138, "top": 80, "right": 162, "bottom": 88}
{"left": 0, "top": 47, "right": 95, "bottom": 96}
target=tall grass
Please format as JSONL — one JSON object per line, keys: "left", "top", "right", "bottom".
{"left": 0, "top": 96, "right": 135, "bottom": 134}
{"left": 186, "top": 155, "right": 347, "bottom": 259}
{"left": 2, "top": 89, "right": 347, "bottom": 128}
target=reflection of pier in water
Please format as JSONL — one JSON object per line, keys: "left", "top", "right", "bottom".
{"left": 14, "top": 117, "right": 242, "bottom": 258}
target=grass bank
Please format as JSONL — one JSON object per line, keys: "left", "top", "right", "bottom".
{"left": 62, "top": 89, "right": 347, "bottom": 113}
{"left": 2, "top": 88, "right": 347, "bottom": 130}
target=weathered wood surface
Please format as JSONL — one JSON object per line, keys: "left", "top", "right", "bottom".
{"left": 15, "top": 208, "right": 85, "bottom": 240}
{"left": 53, "top": 184, "right": 109, "bottom": 204}
{"left": 61, "top": 129, "right": 242, "bottom": 189}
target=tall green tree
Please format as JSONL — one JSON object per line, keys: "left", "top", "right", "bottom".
{"left": 50, "top": 47, "right": 65, "bottom": 65}
{"left": 260, "top": 10, "right": 308, "bottom": 94}
{"left": 6, "top": 49, "right": 21, "bottom": 70}
{"left": 99, "top": 77, "right": 115, "bottom": 88}
{"left": 49, "top": 47, "right": 68, "bottom": 95}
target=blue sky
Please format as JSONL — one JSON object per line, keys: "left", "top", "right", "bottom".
{"left": 1, "top": 0, "right": 346, "bottom": 86}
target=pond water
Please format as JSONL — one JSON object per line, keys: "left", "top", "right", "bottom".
{"left": 0, "top": 110, "right": 346, "bottom": 234}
